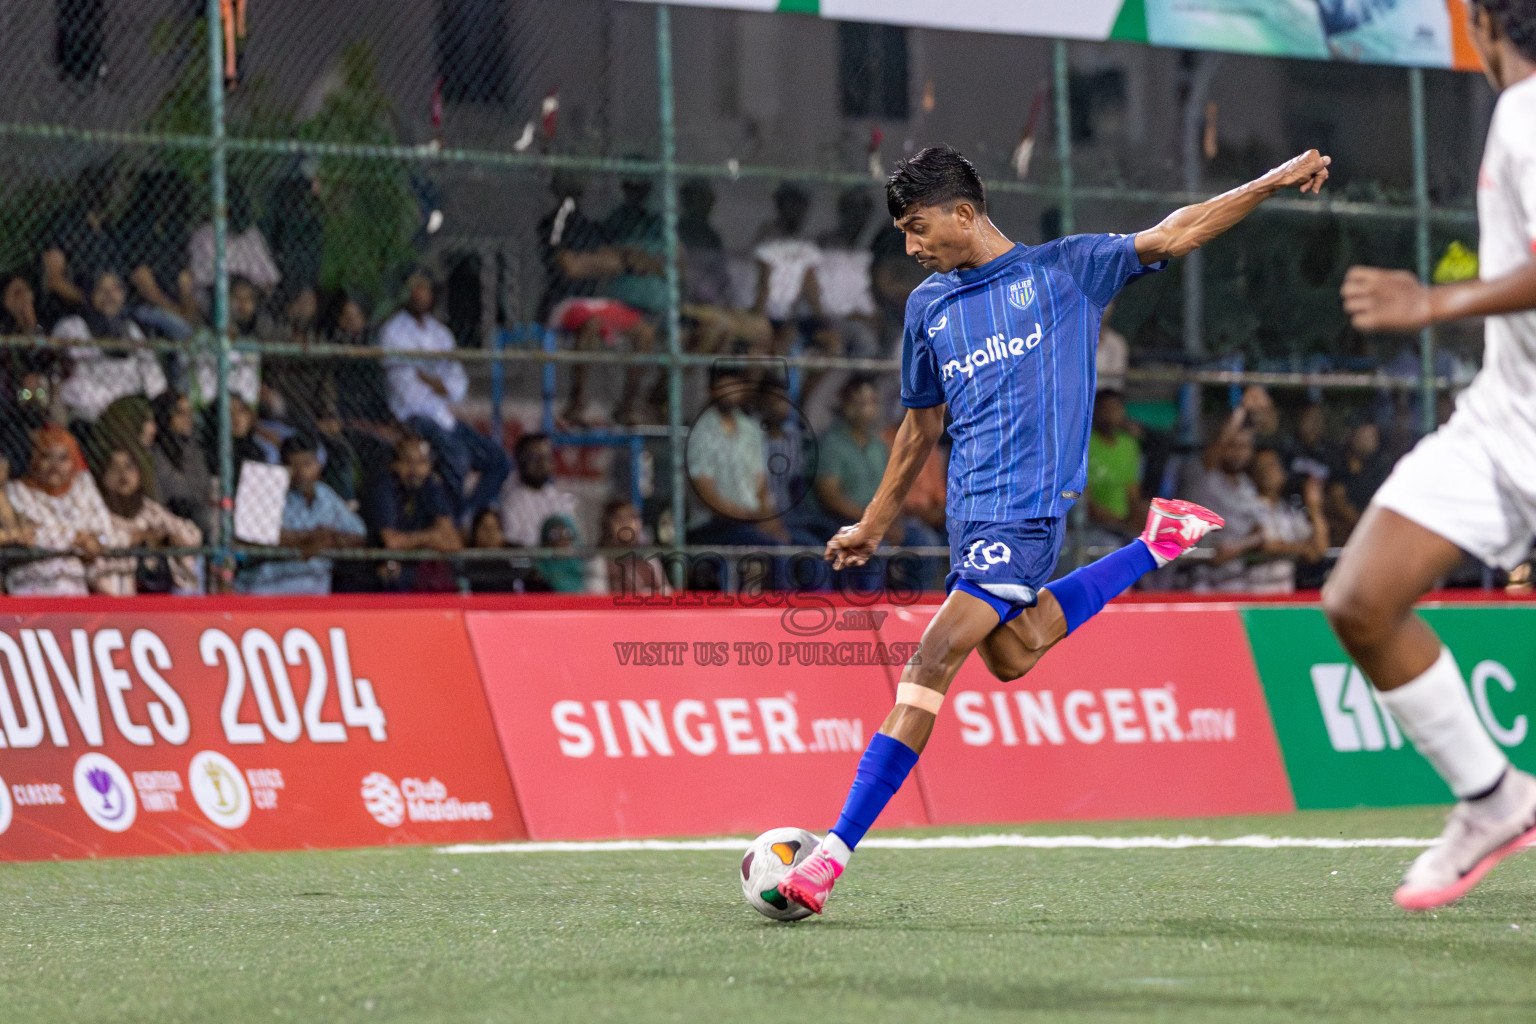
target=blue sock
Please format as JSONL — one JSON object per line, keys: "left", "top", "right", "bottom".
{"left": 1044, "top": 539, "right": 1157, "bottom": 635}
{"left": 829, "top": 732, "right": 920, "bottom": 849}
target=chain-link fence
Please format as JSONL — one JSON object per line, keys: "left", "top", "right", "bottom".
{"left": 0, "top": 0, "right": 1512, "bottom": 598}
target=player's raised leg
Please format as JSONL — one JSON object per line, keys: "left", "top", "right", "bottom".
{"left": 977, "top": 498, "right": 1225, "bottom": 681}
{"left": 1323, "top": 506, "right": 1536, "bottom": 910}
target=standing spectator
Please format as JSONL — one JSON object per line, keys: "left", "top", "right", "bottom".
{"left": 378, "top": 269, "right": 510, "bottom": 521}
{"left": 686, "top": 366, "right": 786, "bottom": 546}
{"left": 41, "top": 163, "right": 122, "bottom": 325}
{"left": 54, "top": 270, "right": 167, "bottom": 423}
{"left": 585, "top": 498, "right": 673, "bottom": 598}
{"left": 1326, "top": 419, "right": 1393, "bottom": 546}
{"left": 151, "top": 391, "right": 214, "bottom": 540}
{"left": 4, "top": 426, "right": 129, "bottom": 596}
{"left": 95, "top": 444, "right": 202, "bottom": 595}
{"left": 497, "top": 433, "right": 577, "bottom": 547}
{"left": 1245, "top": 447, "right": 1329, "bottom": 594}
{"left": 1086, "top": 389, "right": 1148, "bottom": 541}
{"left": 359, "top": 432, "right": 462, "bottom": 592}
{"left": 120, "top": 169, "right": 197, "bottom": 341}
{"left": 238, "top": 435, "right": 366, "bottom": 595}
{"left": 188, "top": 182, "right": 281, "bottom": 302}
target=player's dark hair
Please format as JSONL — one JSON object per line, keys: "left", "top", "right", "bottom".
{"left": 885, "top": 145, "right": 987, "bottom": 220}
{"left": 1474, "top": 0, "right": 1536, "bottom": 61}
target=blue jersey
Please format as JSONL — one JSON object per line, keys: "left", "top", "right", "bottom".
{"left": 900, "top": 234, "right": 1163, "bottom": 522}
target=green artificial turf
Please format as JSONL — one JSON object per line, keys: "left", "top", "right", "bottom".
{"left": 3, "top": 807, "right": 1536, "bottom": 1023}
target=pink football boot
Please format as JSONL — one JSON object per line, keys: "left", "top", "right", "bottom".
{"left": 777, "top": 848, "right": 844, "bottom": 915}
{"left": 1139, "top": 498, "right": 1226, "bottom": 567}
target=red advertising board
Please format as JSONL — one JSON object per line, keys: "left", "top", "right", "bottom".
{"left": 874, "top": 603, "right": 1295, "bottom": 823}
{"left": 466, "top": 608, "right": 929, "bottom": 840}
{"left": 0, "top": 609, "right": 525, "bottom": 861}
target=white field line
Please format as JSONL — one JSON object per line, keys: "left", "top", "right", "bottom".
{"left": 439, "top": 834, "right": 1434, "bottom": 855}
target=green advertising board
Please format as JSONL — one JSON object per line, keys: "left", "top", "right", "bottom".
{"left": 1244, "top": 607, "right": 1536, "bottom": 809}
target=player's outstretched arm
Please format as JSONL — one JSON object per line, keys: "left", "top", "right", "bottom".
{"left": 1134, "top": 150, "right": 1331, "bottom": 265}
{"left": 826, "top": 404, "right": 945, "bottom": 570}
{"left": 1342, "top": 259, "right": 1536, "bottom": 333}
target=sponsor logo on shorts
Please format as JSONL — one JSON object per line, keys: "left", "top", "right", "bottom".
{"left": 73, "top": 753, "right": 137, "bottom": 833}
{"left": 961, "top": 539, "right": 1013, "bottom": 572}
{"left": 189, "top": 751, "right": 252, "bottom": 829}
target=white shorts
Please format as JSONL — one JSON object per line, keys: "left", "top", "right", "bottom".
{"left": 1372, "top": 416, "right": 1536, "bottom": 570}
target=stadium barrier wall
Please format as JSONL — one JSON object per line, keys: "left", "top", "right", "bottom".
{"left": 3, "top": 595, "right": 1530, "bottom": 859}
{"left": 0, "top": 601, "right": 527, "bottom": 861}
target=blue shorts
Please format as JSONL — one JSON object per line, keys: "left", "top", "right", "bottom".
{"left": 944, "top": 518, "right": 1066, "bottom": 623}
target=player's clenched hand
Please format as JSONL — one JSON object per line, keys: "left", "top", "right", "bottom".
{"left": 1341, "top": 267, "right": 1433, "bottom": 332}
{"left": 825, "top": 522, "right": 881, "bottom": 570}
{"left": 1268, "top": 150, "right": 1331, "bottom": 195}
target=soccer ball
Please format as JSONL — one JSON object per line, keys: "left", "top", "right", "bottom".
{"left": 740, "top": 826, "right": 820, "bottom": 921}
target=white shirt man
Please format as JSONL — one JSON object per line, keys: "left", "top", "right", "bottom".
{"left": 379, "top": 307, "right": 469, "bottom": 431}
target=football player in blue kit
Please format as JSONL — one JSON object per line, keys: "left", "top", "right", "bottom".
{"left": 779, "top": 143, "right": 1332, "bottom": 915}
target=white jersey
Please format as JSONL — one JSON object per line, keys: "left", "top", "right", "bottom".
{"left": 1456, "top": 72, "right": 1536, "bottom": 512}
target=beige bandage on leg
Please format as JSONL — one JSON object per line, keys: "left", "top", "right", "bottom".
{"left": 896, "top": 682, "right": 945, "bottom": 715}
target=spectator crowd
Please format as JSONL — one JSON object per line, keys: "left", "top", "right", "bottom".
{"left": 0, "top": 162, "right": 1509, "bottom": 599}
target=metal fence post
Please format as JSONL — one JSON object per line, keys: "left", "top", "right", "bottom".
{"left": 1053, "top": 39, "right": 1075, "bottom": 237}
{"left": 657, "top": 4, "right": 688, "bottom": 573}
{"left": 1410, "top": 67, "right": 1436, "bottom": 435}
{"left": 205, "top": 0, "right": 233, "bottom": 586}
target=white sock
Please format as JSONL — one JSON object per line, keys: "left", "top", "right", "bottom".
{"left": 1375, "top": 647, "right": 1508, "bottom": 799}
{"left": 820, "top": 831, "right": 852, "bottom": 868}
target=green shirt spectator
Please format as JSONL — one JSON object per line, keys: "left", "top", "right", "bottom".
{"left": 1085, "top": 389, "right": 1147, "bottom": 538}
{"left": 814, "top": 377, "right": 888, "bottom": 524}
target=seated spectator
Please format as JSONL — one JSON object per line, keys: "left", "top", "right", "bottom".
{"left": 238, "top": 435, "right": 366, "bottom": 596}
{"left": 95, "top": 444, "right": 202, "bottom": 595}
{"left": 55, "top": 270, "right": 167, "bottom": 423}
{"left": 598, "top": 171, "right": 667, "bottom": 424}
{"left": 94, "top": 396, "right": 158, "bottom": 499}
{"left": 320, "top": 290, "right": 391, "bottom": 428}
{"left": 1188, "top": 413, "right": 1267, "bottom": 590}
{"left": 1288, "top": 401, "right": 1338, "bottom": 491}
{"left": 1241, "top": 385, "right": 1283, "bottom": 455}
{"left": 585, "top": 498, "right": 673, "bottom": 598}
{"left": 41, "top": 162, "right": 122, "bottom": 325}
{"left": 686, "top": 365, "right": 788, "bottom": 547}
{"left": 120, "top": 169, "right": 198, "bottom": 341}
{"left": 4, "top": 425, "right": 129, "bottom": 596}
{"left": 151, "top": 391, "right": 214, "bottom": 540}
{"left": 188, "top": 181, "right": 281, "bottom": 302}
{"left": 816, "top": 189, "right": 880, "bottom": 357}
{"left": 812, "top": 376, "right": 889, "bottom": 531}
{"left": 191, "top": 275, "right": 263, "bottom": 406}
{"left": 1, "top": 353, "right": 55, "bottom": 483}
{"left": 1326, "top": 420, "right": 1393, "bottom": 546}
{"left": 0, "top": 271, "right": 49, "bottom": 342}
{"left": 497, "top": 433, "right": 577, "bottom": 547}
{"left": 1086, "top": 389, "right": 1148, "bottom": 543}
{"left": 758, "top": 382, "right": 819, "bottom": 544}
{"left": 1244, "top": 447, "right": 1329, "bottom": 594}
{"left": 754, "top": 183, "right": 827, "bottom": 358}
{"left": 534, "top": 513, "right": 585, "bottom": 593}
{"left": 459, "top": 507, "right": 546, "bottom": 594}
{"left": 313, "top": 401, "right": 363, "bottom": 504}
{"left": 379, "top": 269, "right": 510, "bottom": 522}
{"left": 679, "top": 178, "right": 771, "bottom": 356}
{"left": 1096, "top": 301, "right": 1129, "bottom": 392}
{"left": 0, "top": 454, "right": 35, "bottom": 548}
{"left": 360, "top": 432, "right": 462, "bottom": 592}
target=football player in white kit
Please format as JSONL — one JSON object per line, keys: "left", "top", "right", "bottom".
{"left": 1331, "top": 0, "right": 1536, "bottom": 911}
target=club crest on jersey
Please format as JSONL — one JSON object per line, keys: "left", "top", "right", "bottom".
{"left": 962, "top": 539, "right": 1012, "bottom": 572}
{"left": 940, "top": 324, "right": 1044, "bottom": 381}
{"left": 1006, "top": 278, "right": 1036, "bottom": 311}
